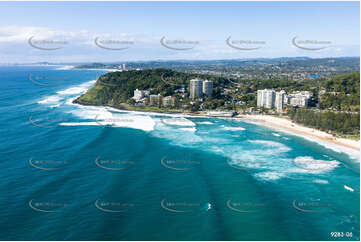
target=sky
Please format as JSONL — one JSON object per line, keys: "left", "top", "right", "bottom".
{"left": 0, "top": 1, "right": 359, "bottom": 63}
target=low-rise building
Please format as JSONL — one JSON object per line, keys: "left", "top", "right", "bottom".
{"left": 149, "top": 94, "right": 162, "bottom": 106}
{"left": 287, "top": 91, "right": 312, "bottom": 107}
{"left": 162, "top": 96, "right": 175, "bottom": 107}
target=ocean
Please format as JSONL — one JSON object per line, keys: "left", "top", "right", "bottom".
{"left": 0, "top": 65, "right": 359, "bottom": 240}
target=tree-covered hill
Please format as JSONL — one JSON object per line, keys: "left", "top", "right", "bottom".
{"left": 319, "top": 72, "right": 360, "bottom": 111}
{"left": 73, "top": 68, "right": 230, "bottom": 107}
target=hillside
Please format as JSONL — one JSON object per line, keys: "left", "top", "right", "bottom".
{"left": 73, "top": 68, "right": 230, "bottom": 109}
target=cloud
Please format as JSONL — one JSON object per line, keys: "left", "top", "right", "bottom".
{"left": 0, "top": 25, "right": 359, "bottom": 63}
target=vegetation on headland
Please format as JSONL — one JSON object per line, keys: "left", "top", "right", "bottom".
{"left": 74, "top": 68, "right": 231, "bottom": 110}
{"left": 74, "top": 68, "right": 360, "bottom": 138}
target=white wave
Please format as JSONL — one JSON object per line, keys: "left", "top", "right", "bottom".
{"left": 179, "top": 127, "right": 197, "bottom": 132}
{"left": 224, "top": 126, "right": 245, "bottom": 131}
{"left": 68, "top": 106, "right": 155, "bottom": 131}
{"left": 313, "top": 179, "right": 329, "bottom": 184}
{"left": 68, "top": 106, "right": 112, "bottom": 120}
{"left": 38, "top": 96, "right": 61, "bottom": 104}
{"left": 50, "top": 104, "right": 60, "bottom": 108}
{"left": 301, "top": 136, "right": 360, "bottom": 162}
{"left": 57, "top": 80, "right": 96, "bottom": 95}
{"left": 112, "top": 115, "right": 155, "bottom": 131}
{"left": 293, "top": 156, "right": 339, "bottom": 173}
{"left": 248, "top": 140, "right": 291, "bottom": 153}
{"left": 254, "top": 171, "right": 285, "bottom": 181}
{"left": 60, "top": 122, "right": 100, "bottom": 126}
{"left": 38, "top": 80, "right": 96, "bottom": 107}
{"left": 161, "top": 117, "right": 195, "bottom": 127}
{"left": 57, "top": 87, "right": 87, "bottom": 95}
{"left": 272, "top": 133, "right": 281, "bottom": 137}
{"left": 151, "top": 119, "right": 203, "bottom": 147}
{"left": 198, "top": 121, "right": 213, "bottom": 125}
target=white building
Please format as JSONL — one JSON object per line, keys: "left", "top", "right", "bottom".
{"left": 190, "top": 78, "right": 203, "bottom": 99}
{"left": 162, "top": 96, "right": 175, "bottom": 107}
{"left": 257, "top": 90, "right": 264, "bottom": 107}
{"left": 287, "top": 91, "right": 312, "bottom": 107}
{"left": 257, "top": 89, "right": 275, "bottom": 109}
{"left": 202, "top": 80, "right": 213, "bottom": 96}
{"left": 275, "top": 90, "right": 286, "bottom": 113}
{"left": 133, "top": 89, "right": 150, "bottom": 101}
{"left": 133, "top": 89, "right": 144, "bottom": 101}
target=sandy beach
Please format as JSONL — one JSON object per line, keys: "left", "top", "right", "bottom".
{"left": 237, "top": 114, "right": 360, "bottom": 155}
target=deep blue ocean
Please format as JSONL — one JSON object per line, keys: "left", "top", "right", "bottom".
{"left": 0, "top": 66, "right": 359, "bottom": 241}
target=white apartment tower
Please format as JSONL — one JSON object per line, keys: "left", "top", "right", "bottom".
{"left": 275, "top": 90, "right": 286, "bottom": 113}
{"left": 257, "top": 89, "right": 275, "bottom": 109}
{"left": 189, "top": 78, "right": 203, "bottom": 99}
{"left": 202, "top": 80, "right": 213, "bottom": 96}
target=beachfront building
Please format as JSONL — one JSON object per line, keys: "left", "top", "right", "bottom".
{"left": 275, "top": 90, "right": 286, "bottom": 113}
{"left": 133, "top": 89, "right": 150, "bottom": 102}
{"left": 189, "top": 78, "right": 203, "bottom": 99}
{"left": 202, "top": 80, "right": 213, "bottom": 96}
{"left": 287, "top": 91, "right": 312, "bottom": 107}
{"left": 257, "top": 89, "right": 275, "bottom": 109}
{"left": 149, "top": 94, "right": 162, "bottom": 106}
{"left": 162, "top": 96, "right": 175, "bottom": 107}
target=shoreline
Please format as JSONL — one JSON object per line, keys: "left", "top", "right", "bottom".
{"left": 72, "top": 73, "right": 359, "bottom": 159}
{"left": 74, "top": 98, "right": 360, "bottom": 158}
{"left": 236, "top": 114, "right": 360, "bottom": 158}
{"left": 72, "top": 68, "right": 359, "bottom": 153}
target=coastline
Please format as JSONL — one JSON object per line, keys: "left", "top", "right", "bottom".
{"left": 236, "top": 114, "right": 360, "bottom": 159}
{"left": 74, "top": 95, "right": 360, "bottom": 159}
{"left": 72, "top": 74, "right": 359, "bottom": 159}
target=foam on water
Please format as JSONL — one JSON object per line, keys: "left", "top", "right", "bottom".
{"left": 248, "top": 140, "right": 291, "bottom": 153}
{"left": 50, "top": 104, "right": 60, "bottom": 108}
{"left": 37, "top": 79, "right": 156, "bottom": 132}
{"left": 198, "top": 121, "right": 213, "bottom": 125}
{"left": 60, "top": 122, "right": 100, "bottom": 126}
{"left": 293, "top": 156, "right": 340, "bottom": 173}
{"left": 161, "top": 117, "right": 195, "bottom": 127}
{"left": 38, "top": 96, "right": 61, "bottom": 104}
{"left": 254, "top": 171, "right": 285, "bottom": 181}
{"left": 179, "top": 127, "right": 197, "bottom": 132}
{"left": 67, "top": 106, "right": 155, "bottom": 131}
{"left": 151, "top": 119, "right": 203, "bottom": 147}
{"left": 38, "top": 80, "right": 96, "bottom": 107}
{"left": 223, "top": 126, "right": 245, "bottom": 131}
{"left": 313, "top": 179, "right": 329, "bottom": 184}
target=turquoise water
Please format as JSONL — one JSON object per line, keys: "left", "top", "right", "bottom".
{"left": 0, "top": 66, "right": 359, "bottom": 240}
